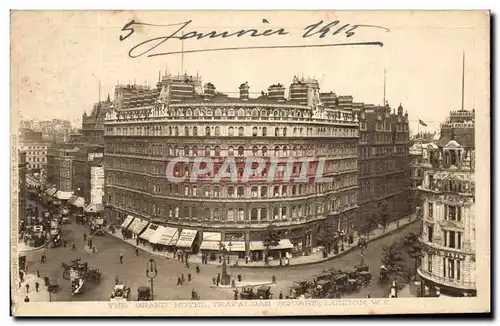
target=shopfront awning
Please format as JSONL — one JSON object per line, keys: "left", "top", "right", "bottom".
{"left": 45, "top": 188, "right": 58, "bottom": 197}
{"left": 202, "top": 232, "right": 222, "bottom": 242}
{"left": 249, "top": 239, "right": 294, "bottom": 251}
{"left": 148, "top": 225, "right": 165, "bottom": 244}
{"left": 199, "top": 232, "right": 223, "bottom": 251}
{"left": 139, "top": 224, "right": 160, "bottom": 241}
{"left": 67, "top": 195, "right": 78, "bottom": 205}
{"left": 132, "top": 219, "right": 149, "bottom": 235}
{"left": 55, "top": 190, "right": 74, "bottom": 200}
{"left": 73, "top": 197, "right": 85, "bottom": 208}
{"left": 126, "top": 218, "right": 141, "bottom": 232}
{"left": 120, "top": 215, "right": 135, "bottom": 229}
{"left": 152, "top": 227, "right": 178, "bottom": 246}
{"left": 175, "top": 229, "right": 198, "bottom": 248}
{"left": 84, "top": 203, "right": 104, "bottom": 213}
{"left": 200, "top": 241, "right": 246, "bottom": 252}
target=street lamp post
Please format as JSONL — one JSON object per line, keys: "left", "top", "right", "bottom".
{"left": 219, "top": 242, "right": 231, "bottom": 286}
{"left": 146, "top": 258, "right": 158, "bottom": 300}
{"left": 340, "top": 231, "right": 345, "bottom": 251}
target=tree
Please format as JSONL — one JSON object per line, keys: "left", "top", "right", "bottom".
{"left": 404, "top": 233, "right": 424, "bottom": 274}
{"left": 316, "top": 223, "right": 335, "bottom": 253}
{"left": 378, "top": 201, "right": 389, "bottom": 232}
{"left": 381, "top": 243, "right": 406, "bottom": 283}
{"left": 262, "top": 226, "right": 280, "bottom": 265}
{"left": 355, "top": 214, "right": 378, "bottom": 238}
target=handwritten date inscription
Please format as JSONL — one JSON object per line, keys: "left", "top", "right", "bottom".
{"left": 120, "top": 20, "right": 389, "bottom": 58}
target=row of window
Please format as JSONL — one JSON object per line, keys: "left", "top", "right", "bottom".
{"left": 427, "top": 203, "right": 463, "bottom": 222}
{"left": 108, "top": 191, "right": 357, "bottom": 222}
{"left": 106, "top": 172, "right": 357, "bottom": 198}
{"left": 107, "top": 142, "right": 358, "bottom": 159}
{"left": 105, "top": 124, "right": 358, "bottom": 138}
{"left": 425, "top": 254, "right": 462, "bottom": 281}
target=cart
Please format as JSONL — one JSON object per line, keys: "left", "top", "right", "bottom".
{"left": 256, "top": 285, "right": 272, "bottom": 299}
{"left": 137, "top": 286, "right": 152, "bottom": 301}
{"left": 240, "top": 287, "right": 255, "bottom": 300}
{"left": 86, "top": 267, "right": 101, "bottom": 283}
{"left": 47, "top": 278, "right": 59, "bottom": 293}
{"left": 111, "top": 284, "right": 131, "bottom": 301}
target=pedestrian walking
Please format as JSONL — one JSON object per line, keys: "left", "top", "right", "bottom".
{"left": 119, "top": 253, "right": 123, "bottom": 264}
{"left": 36, "top": 270, "right": 40, "bottom": 279}
{"left": 181, "top": 273, "right": 185, "bottom": 283}
{"left": 367, "top": 292, "right": 371, "bottom": 298}
{"left": 188, "top": 273, "right": 192, "bottom": 282}
{"left": 25, "top": 283, "right": 29, "bottom": 293}
{"left": 218, "top": 255, "right": 222, "bottom": 264}
{"left": 44, "top": 275, "right": 49, "bottom": 287}
{"left": 19, "top": 270, "right": 24, "bottom": 283}
{"left": 196, "top": 265, "right": 200, "bottom": 274}
{"left": 24, "top": 296, "right": 30, "bottom": 302}
{"left": 185, "top": 261, "right": 190, "bottom": 269}
{"left": 135, "top": 248, "right": 139, "bottom": 256}
{"left": 63, "top": 240, "right": 67, "bottom": 248}
{"left": 40, "top": 252, "right": 47, "bottom": 263}
{"left": 233, "top": 290, "right": 238, "bottom": 300}
{"left": 216, "top": 274, "right": 220, "bottom": 287}
{"left": 177, "top": 277, "right": 182, "bottom": 285}
{"left": 83, "top": 233, "right": 87, "bottom": 242}
{"left": 114, "top": 275, "right": 119, "bottom": 285}
{"left": 279, "top": 291, "right": 283, "bottom": 299}
{"left": 191, "top": 289, "right": 196, "bottom": 300}
{"left": 237, "top": 274, "right": 242, "bottom": 282}
{"left": 72, "top": 243, "right": 76, "bottom": 251}
{"left": 35, "top": 282, "right": 40, "bottom": 292}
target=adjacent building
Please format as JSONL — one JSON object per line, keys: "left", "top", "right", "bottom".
{"left": 104, "top": 74, "right": 359, "bottom": 258}
{"left": 409, "top": 138, "right": 436, "bottom": 215}
{"left": 418, "top": 109, "right": 476, "bottom": 297}
{"left": 18, "top": 129, "right": 50, "bottom": 171}
{"left": 357, "top": 104, "right": 412, "bottom": 229}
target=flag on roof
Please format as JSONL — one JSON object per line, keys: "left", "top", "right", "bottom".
{"left": 419, "top": 119, "right": 428, "bottom": 127}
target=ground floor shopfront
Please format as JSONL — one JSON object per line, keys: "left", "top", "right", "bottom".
{"left": 108, "top": 207, "right": 358, "bottom": 261}
{"left": 417, "top": 269, "right": 477, "bottom": 297}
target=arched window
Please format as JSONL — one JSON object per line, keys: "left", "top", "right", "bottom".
{"left": 168, "top": 126, "right": 172, "bottom": 135}
{"left": 215, "top": 108, "right": 222, "bottom": 117}
{"left": 186, "top": 109, "right": 192, "bottom": 117}
{"left": 228, "top": 146, "right": 234, "bottom": 156}
{"left": 237, "top": 208, "right": 245, "bottom": 221}
{"left": 238, "top": 146, "right": 245, "bottom": 156}
{"left": 214, "top": 146, "right": 221, "bottom": 156}
{"left": 252, "top": 127, "right": 258, "bottom": 137}
{"left": 184, "top": 126, "right": 189, "bottom": 136}
{"left": 228, "top": 127, "right": 234, "bottom": 136}
{"left": 237, "top": 186, "right": 245, "bottom": 198}
{"left": 283, "top": 127, "right": 287, "bottom": 137}
{"left": 193, "top": 126, "right": 198, "bottom": 136}
{"left": 205, "top": 126, "right": 211, "bottom": 136}
{"left": 273, "top": 186, "right": 280, "bottom": 197}
{"left": 206, "top": 109, "right": 212, "bottom": 116}
{"left": 194, "top": 108, "right": 200, "bottom": 116}
{"left": 261, "top": 208, "right": 268, "bottom": 220}
{"left": 275, "top": 127, "right": 279, "bottom": 137}
{"left": 203, "top": 207, "right": 211, "bottom": 220}
{"left": 282, "top": 146, "right": 288, "bottom": 156}
{"left": 215, "top": 126, "right": 221, "bottom": 136}
{"left": 252, "top": 146, "right": 258, "bottom": 155}
{"left": 184, "top": 146, "right": 190, "bottom": 156}
{"left": 227, "top": 186, "right": 235, "bottom": 198}
{"left": 238, "top": 126, "right": 244, "bottom": 136}
{"left": 262, "top": 146, "right": 268, "bottom": 156}
{"left": 261, "top": 109, "right": 267, "bottom": 117}
{"left": 252, "top": 109, "right": 259, "bottom": 117}
{"left": 203, "top": 185, "right": 211, "bottom": 197}
{"left": 213, "top": 207, "right": 221, "bottom": 221}
{"left": 175, "top": 126, "right": 179, "bottom": 136}
{"left": 282, "top": 185, "right": 287, "bottom": 196}
{"left": 280, "top": 110, "right": 286, "bottom": 117}
{"left": 204, "top": 146, "right": 211, "bottom": 156}
{"left": 191, "top": 206, "right": 198, "bottom": 219}
{"left": 213, "top": 186, "right": 220, "bottom": 197}
{"left": 273, "top": 207, "right": 279, "bottom": 220}
{"left": 251, "top": 208, "right": 258, "bottom": 221}
{"left": 251, "top": 186, "right": 258, "bottom": 198}
{"left": 238, "top": 109, "right": 245, "bottom": 117}
{"left": 292, "top": 185, "right": 297, "bottom": 195}
{"left": 228, "top": 109, "right": 235, "bottom": 117}
{"left": 273, "top": 110, "right": 279, "bottom": 117}
{"left": 274, "top": 146, "right": 280, "bottom": 156}
{"left": 281, "top": 206, "right": 287, "bottom": 219}
{"left": 262, "top": 127, "right": 267, "bottom": 136}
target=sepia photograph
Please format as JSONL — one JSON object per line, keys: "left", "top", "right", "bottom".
{"left": 10, "top": 10, "right": 490, "bottom": 316}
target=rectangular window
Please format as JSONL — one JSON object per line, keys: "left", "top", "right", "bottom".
{"left": 448, "top": 231, "right": 456, "bottom": 248}
{"left": 427, "top": 226, "right": 433, "bottom": 243}
{"left": 427, "top": 254, "right": 433, "bottom": 272}
{"left": 428, "top": 202, "right": 433, "bottom": 218}
{"left": 443, "top": 258, "right": 447, "bottom": 277}
{"left": 456, "top": 260, "right": 461, "bottom": 280}
{"left": 227, "top": 209, "right": 234, "bottom": 221}
{"left": 448, "top": 259, "right": 455, "bottom": 279}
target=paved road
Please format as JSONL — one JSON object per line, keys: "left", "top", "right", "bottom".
{"left": 24, "top": 199, "right": 420, "bottom": 301}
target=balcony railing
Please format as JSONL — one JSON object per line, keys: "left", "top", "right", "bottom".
{"left": 417, "top": 268, "right": 476, "bottom": 290}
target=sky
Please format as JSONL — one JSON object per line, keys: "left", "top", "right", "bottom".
{"left": 11, "top": 11, "right": 489, "bottom": 134}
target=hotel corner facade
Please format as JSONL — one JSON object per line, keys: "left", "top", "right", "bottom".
{"left": 417, "top": 109, "right": 476, "bottom": 297}
{"left": 103, "top": 74, "right": 361, "bottom": 258}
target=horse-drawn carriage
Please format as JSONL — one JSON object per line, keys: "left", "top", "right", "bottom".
{"left": 111, "top": 284, "right": 131, "bottom": 301}
{"left": 290, "top": 280, "right": 311, "bottom": 298}
{"left": 240, "top": 286, "right": 273, "bottom": 300}
{"left": 137, "top": 286, "right": 152, "bottom": 301}
{"left": 85, "top": 267, "right": 101, "bottom": 283}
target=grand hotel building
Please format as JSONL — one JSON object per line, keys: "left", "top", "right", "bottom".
{"left": 103, "top": 74, "right": 359, "bottom": 258}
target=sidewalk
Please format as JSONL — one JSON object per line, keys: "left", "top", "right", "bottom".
{"left": 106, "top": 214, "right": 419, "bottom": 268}
{"left": 15, "top": 273, "right": 51, "bottom": 303}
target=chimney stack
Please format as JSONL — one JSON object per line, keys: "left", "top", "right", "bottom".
{"left": 204, "top": 82, "right": 216, "bottom": 101}
{"left": 239, "top": 82, "right": 250, "bottom": 101}
{"left": 268, "top": 83, "right": 286, "bottom": 102}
